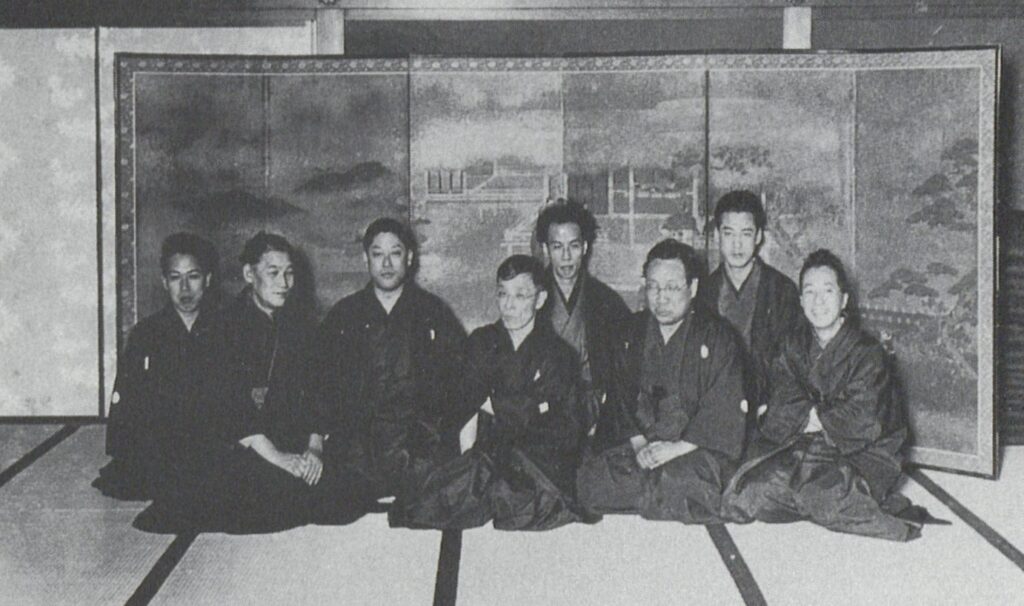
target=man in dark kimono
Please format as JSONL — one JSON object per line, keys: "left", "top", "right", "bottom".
{"left": 135, "top": 232, "right": 322, "bottom": 533}
{"left": 94, "top": 232, "right": 219, "bottom": 500}
{"left": 722, "top": 249, "right": 934, "bottom": 541}
{"left": 695, "top": 191, "right": 802, "bottom": 430}
{"left": 389, "top": 255, "right": 583, "bottom": 531}
{"left": 577, "top": 239, "right": 747, "bottom": 523}
{"left": 309, "top": 218, "right": 465, "bottom": 521}
{"left": 535, "top": 200, "right": 633, "bottom": 446}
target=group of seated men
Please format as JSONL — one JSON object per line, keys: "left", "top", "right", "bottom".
{"left": 95, "top": 190, "right": 939, "bottom": 541}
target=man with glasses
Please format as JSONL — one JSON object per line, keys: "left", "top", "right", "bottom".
{"left": 577, "top": 239, "right": 747, "bottom": 523}
{"left": 390, "top": 255, "right": 582, "bottom": 530}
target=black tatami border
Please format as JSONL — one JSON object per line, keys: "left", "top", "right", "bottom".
{"left": 433, "top": 529, "right": 463, "bottom": 606}
{"left": 909, "top": 469, "right": 1024, "bottom": 572}
{"left": 125, "top": 532, "right": 198, "bottom": 606}
{"left": 706, "top": 524, "right": 767, "bottom": 606}
{"left": 0, "top": 425, "right": 79, "bottom": 490}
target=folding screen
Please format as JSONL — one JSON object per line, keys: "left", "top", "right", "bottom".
{"left": 116, "top": 48, "right": 998, "bottom": 475}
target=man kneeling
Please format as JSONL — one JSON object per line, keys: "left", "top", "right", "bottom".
{"left": 389, "top": 255, "right": 583, "bottom": 531}
{"left": 577, "top": 239, "right": 747, "bottom": 523}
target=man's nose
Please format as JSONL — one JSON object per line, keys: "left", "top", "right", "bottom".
{"left": 181, "top": 280, "right": 192, "bottom": 293}
{"left": 383, "top": 255, "right": 393, "bottom": 268}
{"left": 561, "top": 247, "right": 572, "bottom": 260}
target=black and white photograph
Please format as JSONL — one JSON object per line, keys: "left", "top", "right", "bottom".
{"left": 0, "top": 2, "right": 1021, "bottom": 604}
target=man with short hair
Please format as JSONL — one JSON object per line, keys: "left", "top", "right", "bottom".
{"left": 535, "top": 200, "right": 632, "bottom": 445}
{"left": 390, "top": 254, "right": 582, "bottom": 530}
{"left": 310, "top": 217, "right": 466, "bottom": 520}
{"left": 134, "top": 232, "right": 322, "bottom": 533}
{"left": 577, "top": 239, "right": 747, "bottom": 523}
{"left": 695, "top": 190, "right": 802, "bottom": 428}
{"left": 95, "top": 232, "right": 219, "bottom": 500}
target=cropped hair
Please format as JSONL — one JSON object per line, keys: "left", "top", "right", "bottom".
{"left": 642, "top": 239, "right": 704, "bottom": 285}
{"left": 497, "top": 254, "right": 546, "bottom": 290}
{"left": 239, "top": 231, "right": 294, "bottom": 266}
{"left": 160, "top": 232, "right": 217, "bottom": 276}
{"left": 362, "top": 217, "right": 418, "bottom": 254}
{"left": 535, "top": 198, "right": 598, "bottom": 247}
{"left": 713, "top": 190, "right": 767, "bottom": 231}
{"left": 799, "top": 248, "right": 850, "bottom": 294}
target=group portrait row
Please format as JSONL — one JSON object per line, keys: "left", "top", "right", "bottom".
{"left": 95, "top": 190, "right": 948, "bottom": 542}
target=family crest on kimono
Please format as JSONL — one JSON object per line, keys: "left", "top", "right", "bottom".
{"left": 95, "top": 233, "right": 220, "bottom": 501}
{"left": 721, "top": 249, "right": 943, "bottom": 541}
{"left": 390, "top": 255, "right": 585, "bottom": 531}
{"left": 308, "top": 218, "right": 466, "bottom": 522}
{"left": 695, "top": 190, "right": 802, "bottom": 436}
{"left": 134, "top": 232, "right": 323, "bottom": 534}
{"left": 577, "top": 239, "right": 747, "bottom": 524}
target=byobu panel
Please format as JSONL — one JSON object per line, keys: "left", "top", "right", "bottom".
{"left": 563, "top": 60, "right": 706, "bottom": 310}
{"left": 708, "top": 68, "right": 856, "bottom": 279}
{"left": 117, "top": 56, "right": 409, "bottom": 333}
{"left": 410, "top": 59, "right": 564, "bottom": 329}
{"left": 856, "top": 66, "right": 989, "bottom": 469}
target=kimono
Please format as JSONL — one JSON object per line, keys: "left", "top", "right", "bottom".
{"left": 133, "top": 292, "right": 319, "bottom": 534}
{"left": 389, "top": 321, "right": 583, "bottom": 531}
{"left": 576, "top": 305, "right": 747, "bottom": 524}
{"left": 721, "top": 321, "right": 921, "bottom": 541}
{"left": 94, "top": 303, "right": 217, "bottom": 501}
{"left": 696, "top": 258, "right": 802, "bottom": 426}
{"left": 537, "top": 270, "right": 633, "bottom": 444}
{"left": 309, "top": 283, "right": 466, "bottom": 517}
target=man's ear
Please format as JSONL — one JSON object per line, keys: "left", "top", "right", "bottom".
{"left": 204, "top": 274, "right": 212, "bottom": 288}
{"left": 161, "top": 276, "right": 170, "bottom": 293}
{"left": 407, "top": 249, "right": 415, "bottom": 267}
{"left": 755, "top": 228, "right": 765, "bottom": 248}
{"left": 242, "top": 264, "right": 255, "bottom": 285}
{"left": 841, "top": 292, "right": 850, "bottom": 311}
{"left": 534, "top": 289, "right": 548, "bottom": 311}
{"left": 689, "top": 278, "right": 699, "bottom": 299}
{"left": 582, "top": 240, "right": 589, "bottom": 257}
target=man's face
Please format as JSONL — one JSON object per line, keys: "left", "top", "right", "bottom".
{"left": 365, "top": 231, "right": 411, "bottom": 292}
{"left": 717, "top": 211, "right": 762, "bottom": 271}
{"left": 497, "top": 273, "right": 548, "bottom": 332}
{"left": 544, "top": 222, "right": 587, "bottom": 283}
{"left": 800, "top": 265, "right": 849, "bottom": 333}
{"left": 244, "top": 250, "right": 294, "bottom": 311}
{"left": 162, "top": 253, "right": 209, "bottom": 316}
{"left": 644, "top": 258, "right": 698, "bottom": 326}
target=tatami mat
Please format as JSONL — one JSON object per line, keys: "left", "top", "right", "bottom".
{"left": 153, "top": 516, "right": 442, "bottom": 606}
{"left": 0, "top": 425, "right": 173, "bottom": 606}
{"left": 921, "top": 446, "right": 1024, "bottom": 556}
{"left": 0, "top": 424, "right": 61, "bottom": 471}
{"left": 457, "top": 517, "right": 743, "bottom": 606}
{"left": 725, "top": 478, "right": 1024, "bottom": 605}
{"left": 1, "top": 425, "right": 142, "bottom": 512}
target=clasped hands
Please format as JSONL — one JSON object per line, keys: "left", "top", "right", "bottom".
{"left": 276, "top": 449, "right": 324, "bottom": 487}
{"left": 629, "top": 434, "right": 696, "bottom": 470}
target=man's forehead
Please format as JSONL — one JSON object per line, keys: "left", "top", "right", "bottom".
{"left": 370, "top": 232, "right": 406, "bottom": 250}
{"left": 258, "top": 251, "right": 292, "bottom": 267}
{"left": 646, "top": 258, "right": 688, "bottom": 281}
{"left": 498, "top": 273, "right": 537, "bottom": 290}
{"left": 548, "top": 222, "right": 582, "bottom": 241}
{"left": 719, "top": 211, "right": 758, "bottom": 229}
{"left": 166, "top": 254, "right": 203, "bottom": 273}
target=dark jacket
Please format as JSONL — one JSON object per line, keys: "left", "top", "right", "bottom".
{"left": 695, "top": 257, "right": 802, "bottom": 406}
{"left": 751, "top": 321, "right": 907, "bottom": 498}
{"left": 606, "top": 304, "right": 748, "bottom": 461}
{"left": 309, "top": 283, "right": 466, "bottom": 470}
{"left": 200, "top": 291, "right": 317, "bottom": 455}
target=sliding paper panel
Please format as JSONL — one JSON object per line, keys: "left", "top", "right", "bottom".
{"left": 410, "top": 59, "right": 564, "bottom": 329}
{"left": 563, "top": 59, "right": 706, "bottom": 309}
{"left": 0, "top": 30, "right": 97, "bottom": 416}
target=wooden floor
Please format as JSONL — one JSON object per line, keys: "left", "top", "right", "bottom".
{"left": 1, "top": 424, "right": 1021, "bottom": 605}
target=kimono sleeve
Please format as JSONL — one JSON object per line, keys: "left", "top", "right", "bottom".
{"left": 445, "top": 329, "right": 498, "bottom": 434}
{"left": 759, "top": 348, "right": 815, "bottom": 444}
{"left": 818, "top": 346, "right": 889, "bottom": 455}
{"left": 105, "top": 327, "right": 147, "bottom": 455}
{"left": 680, "top": 327, "right": 747, "bottom": 460}
{"left": 427, "top": 302, "right": 469, "bottom": 421}
{"left": 516, "top": 348, "right": 580, "bottom": 453}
